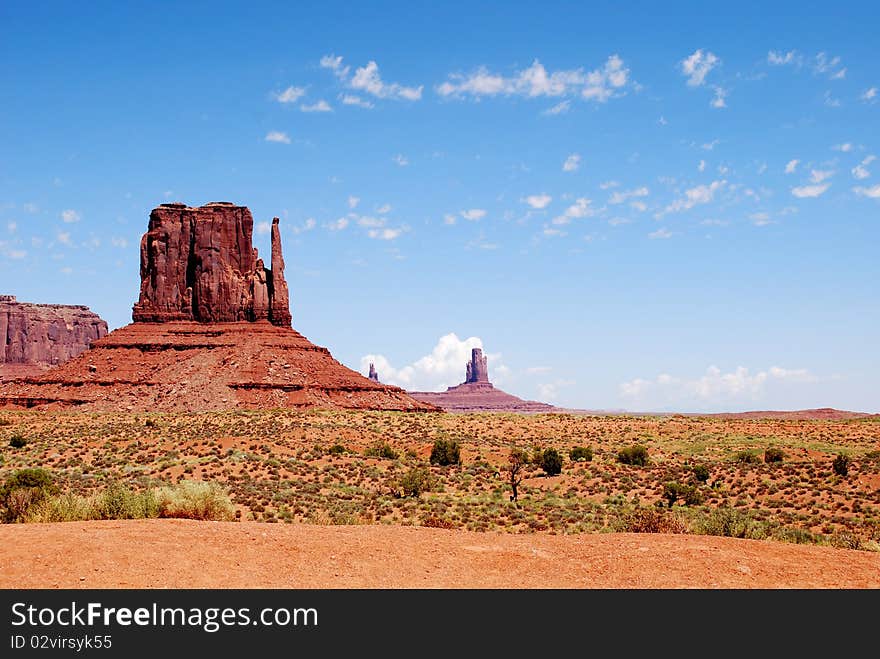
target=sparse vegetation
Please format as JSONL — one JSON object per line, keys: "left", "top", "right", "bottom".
{"left": 538, "top": 447, "right": 563, "bottom": 476}
{"left": 397, "top": 467, "right": 434, "bottom": 497}
{"left": 568, "top": 446, "right": 593, "bottom": 462}
{"left": 618, "top": 444, "right": 649, "bottom": 466}
{"left": 365, "top": 442, "right": 399, "bottom": 460}
{"left": 734, "top": 450, "right": 760, "bottom": 464}
{"left": 764, "top": 447, "right": 785, "bottom": 464}
{"left": 430, "top": 439, "right": 461, "bottom": 466}
{"left": 662, "top": 482, "right": 704, "bottom": 507}
{"left": 8, "top": 435, "right": 27, "bottom": 449}
{"left": 691, "top": 464, "right": 710, "bottom": 483}
{"left": 505, "top": 448, "right": 529, "bottom": 503}
{"left": 832, "top": 453, "right": 850, "bottom": 477}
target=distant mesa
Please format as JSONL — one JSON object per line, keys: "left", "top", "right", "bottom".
{"left": 368, "top": 362, "right": 380, "bottom": 382}
{"left": 408, "top": 347, "right": 556, "bottom": 413}
{"left": 0, "top": 202, "right": 437, "bottom": 412}
{"left": 1, "top": 295, "right": 107, "bottom": 381}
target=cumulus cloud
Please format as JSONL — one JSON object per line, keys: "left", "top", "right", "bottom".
{"left": 562, "top": 153, "right": 581, "bottom": 172}
{"left": 710, "top": 86, "right": 727, "bottom": 108}
{"left": 608, "top": 186, "right": 648, "bottom": 205}
{"left": 292, "top": 218, "right": 317, "bottom": 235}
{"left": 56, "top": 231, "right": 72, "bottom": 245}
{"left": 852, "top": 155, "right": 875, "bottom": 180}
{"left": 767, "top": 50, "right": 801, "bottom": 66}
{"left": 274, "top": 86, "right": 306, "bottom": 103}
{"left": 60, "top": 209, "right": 80, "bottom": 223}
{"left": 524, "top": 194, "right": 552, "bottom": 209}
{"left": 436, "top": 55, "right": 630, "bottom": 103}
{"left": 341, "top": 94, "right": 374, "bottom": 109}
{"left": 785, "top": 159, "right": 799, "bottom": 174}
{"left": 537, "top": 379, "right": 575, "bottom": 403}
{"left": 832, "top": 142, "right": 853, "bottom": 152}
{"left": 301, "top": 100, "right": 332, "bottom": 112}
{"left": 660, "top": 180, "right": 726, "bottom": 216}
{"left": 320, "top": 54, "right": 350, "bottom": 78}
{"left": 348, "top": 195, "right": 360, "bottom": 209}
{"left": 326, "top": 217, "right": 349, "bottom": 231}
{"left": 620, "top": 365, "right": 818, "bottom": 409}
{"left": 853, "top": 184, "right": 880, "bottom": 198}
{"left": 256, "top": 221, "right": 271, "bottom": 235}
{"left": 861, "top": 87, "right": 878, "bottom": 103}
{"left": 810, "top": 169, "right": 834, "bottom": 183}
{"left": 460, "top": 209, "right": 486, "bottom": 221}
{"left": 680, "top": 49, "right": 719, "bottom": 86}
{"left": 265, "top": 131, "right": 291, "bottom": 144}
{"left": 551, "top": 197, "right": 593, "bottom": 225}
{"left": 792, "top": 183, "right": 830, "bottom": 198}
{"left": 321, "top": 55, "right": 422, "bottom": 101}
{"left": 360, "top": 333, "right": 505, "bottom": 391}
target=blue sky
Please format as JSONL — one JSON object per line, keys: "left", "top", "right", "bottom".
{"left": 1, "top": 1, "right": 878, "bottom": 412}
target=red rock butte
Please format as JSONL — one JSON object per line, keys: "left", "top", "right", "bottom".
{"left": 0, "top": 202, "right": 436, "bottom": 412}
{"left": 409, "top": 348, "right": 556, "bottom": 413}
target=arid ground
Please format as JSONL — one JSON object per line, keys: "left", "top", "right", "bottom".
{"left": 1, "top": 409, "right": 878, "bottom": 588}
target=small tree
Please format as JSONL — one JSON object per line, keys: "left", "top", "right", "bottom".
{"left": 398, "top": 467, "right": 434, "bottom": 497}
{"left": 8, "top": 434, "right": 27, "bottom": 449}
{"left": 764, "top": 447, "right": 785, "bottom": 464}
{"left": 540, "top": 448, "right": 563, "bottom": 476}
{"left": 691, "top": 464, "right": 711, "bottom": 483}
{"left": 569, "top": 446, "right": 593, "bottom": 462}
{"left": 618, "top": 444, "right": 649, "bottom": 466}
{"left": 506, "top": 449, "right": 529, "bottom": 503}
{"left": 430, "top": 439, "right": 461, "bottom": 466}
{"left": 832, "top": 453, "right": 850, "bottom": 477}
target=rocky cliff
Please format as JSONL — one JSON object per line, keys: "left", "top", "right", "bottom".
{"left": 0, "top": 295, "right": 108, "bottom": 372}
{"left": 132, "top": 202, "right": 291, "bottom": 326}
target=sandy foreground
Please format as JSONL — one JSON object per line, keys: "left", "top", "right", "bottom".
{"left": 0, "top": 519, "right": 877, "bottom": 589}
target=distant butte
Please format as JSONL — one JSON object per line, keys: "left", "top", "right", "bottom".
{"left": 0, "top": 203, "right": 437, "bottom": 412}
{"left": 408, "top": 347, "right": 556, "bottom": 413}
{"left": 368, "top": 362, "right": 380, "bottom": 382}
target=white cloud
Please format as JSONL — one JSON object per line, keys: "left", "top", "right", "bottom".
{"left": 56, "top": 231, "right": 71, "bottom": 245}
{"left": 376, "top": 203, "right": 392, "bottom": 214}
{"left": 326, "top": 217, "right": 349, "bottom": 231}
{"left": 599, "top": 180, "right": 619, "bottom": 189}
{"left": 265, "top": 131, "right": 291, "bottom": 144}
{"left": 824, "top": 91, "right": 841, "bottom": 107}
{"left": 698, "top": 159, "right": 706, "bottom": 172}
{"left": 536, "top": 379, "right": 575, "bottom": 403}
{"left": 460, "top": 208, "right": 486, "bottom": 221}
{"left": 750, "top": 212, "right": 773, "bottom": 226}
{"left": 648, "top": 228, "right": 672, "bottom": 239}
{"left": 543, "top": 100, "right": 571, "bottom": 115}
{"left": 524, "top": 194, "right": 552, "bottom": 209}
{"left": 609, "top": 186, "right": 648, "bottom": 205}
{"left": 301, "top": 100, "right": 332, "bottom": 112}
{"left": 814, "top": 52, "right": 845, "bottom": 79}
{"left": 680, "top": 49, "right": 719, "bottom": 86}
{"left": 437, "top": 55, "right": 630, "bottom": 103}
{"left": 562, "top": 153, "right": 581, "bottom": 172}
{"left": 443, "top": 214, "right": 457, "bottom": 225}
{"left": 348, "top": 195, "right": 360, "bottom": 209}
{"left": 832, "top": 142, "right": 853, "bottom": 152}
{"left": 660, "top": 180, "right": 726, "bottom": 215}
{"left": 792, "top": 183, "right": 830, "bottom": 198}
{"left": 767, "top": 50, "right": 800, "bottom": 66}
{"left": 853, "top": 184, "right": 880, "bottom": 198}
{"left": 552, "top": 197, "right": 593, "bottom": 225}
{"left": 861, "top": 87, "right": 878, "bottom": 103}
{"left": 320, "top": 54, "right": 350, "bottom": 78}
{"left": 23, "top": 203, "right": 39, "bottom": 213}
{"left": 630, "top": 201, "right": 648, "bottom": 212}
{"left": 785, "top": 159, "right": 799, "bottom": 174}
{"left": 701, "top": 139, "right": 720, "bottom": 151}
{"left": 620, "top": 365, "right": 817, "bottom": 408}
{"left": 710, "top": 86, "right": 727, "bottom": 108}
{"left": 360, "top": 333, "right": 505, "bottom": 391}
{"left": 393, "top": 154, "right": 409, "bottom": 166}
{"left": 292, "top": 218, "right": 317, "bottom": 234}
{"left": 110, "top": 237, "right": 128, "bottom": 248}
{"left": 60, "top": 209, "right": 80, "bottom": 223}
{"left": 256, "top": 221, "right": 271, "bottom": 235}
{"left": 275, "top": 86, "right": 306, "bottom": 103}
{"left": 341, "top": 94, "right": 374, "bottom": 109}
{"left": 350, "top": 60, "right": 422, "bottom": 100}
{"left": 367, "top": 227, "right": 404, "bottom": 241}
{"left": 810, "top": 169, "right": 834, "bottom": 183}
{"left": 852, "top": 155, "right": 875, "bottom": 180}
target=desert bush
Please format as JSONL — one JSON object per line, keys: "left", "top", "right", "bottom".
{"left": 422, "top": 516, "right": 455, "bottom": 529}
{"left": 773, "top": 526, "right": 816, "bottom": 545}
{"left": 8, "top": 434, "right": 27, "bottom": 449}
{"left": 569, "top": 446, "right": 593, "bottom": 462}
{"left": 830, "top": 532, "right": 865, "bottom": 551}
{"left": 734, "top": 450, "right": 760, "bottom": 464}
{"left": 398, "top": 467, "right": 434, "bottom": 497}
{"left": 365, "top": 442, "right": 399, "bottom": 460}
{"left": 615, "top": 507, "right": 687, "bottom": 534}
{"left": 764, "top": 447, "right": 785, "bottom": 464}
{"left": 99, "top": 481, "right": 158, "bottom": 520}
{"left": 155, "top": 481, "right": 235, "bottom": 521}
{"left": 327, "top": 444, "right": 347, "bottom": 456}
{"left": 831, "top": 453, "right": 850, "bottom": 477}
{"left": 617, "top": 444, "right": 649, "bottom": 466}
{"left": 23, "top": 492, "right": 100, "bottom": 523}
{"left": 538, "top": 448, "right": 563, "bottom": 476}
{"left": 691, "top": 464, "right": 710, "bottom": 483}
{"left": 662, "top": 482, "right": 704, "bottom": 507}
{"left": 695, "top": 507, "right": 766, "bottom": 539}
{"left": 430, "top": 439, "right": 461, "bottom": 466}
{"left": 1, "top": 468, "right": 58, "bottom": 522}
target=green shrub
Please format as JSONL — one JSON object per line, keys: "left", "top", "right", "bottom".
{"left": 539, "top": 448, "right": 563, "bottom": 476}
{"left": 99, "top": 481, "right": 158, "bottom": 520}
{"left": 1, "top": 468, "right": 58, "bottom": 522}
{"left": 831, "top": 453, "right": 850, "bottom": 477}
{"left": 155, "top": 481, "right": 235, "bottom": 521}
{"left": 695, "top": 507, "right": 767, "bottom": 539}
{"left": 430, "top": 439, "right": 461, "bottom": 466}
{"left": 618, "top": 444, "right": 649, "bottom": 466}
{"left": 764, "top": 447, "right": 785, "bottom": 464}
{"left": 662, "top": 482, "right": 704, "bottom": 507}
{"left": 327, "top": 444, "right": 347, "bottom": 456}
{"left": 398, "top": 467, "right": 434, "bottom": 497}
{"left": 691, "top": 464, "right": 710, "bottom": 483}
{"left": 569, "top": 446, "right": 593, "bottom": 462}
{"left": 734, "top": 450, "right": 760, "bottom": 464}
{"left": 615, "top": 507, "right": 687, "bottom": 534}
{"left": 365, "top": 442, "right": 399, "bottom": 460}
{"left": 8, "top": 434, "right": 27, "bottom": 449}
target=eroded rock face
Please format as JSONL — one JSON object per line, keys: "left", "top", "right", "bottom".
{"left": 368, "top": 363, "right": 379, "bottom": 382}
{"left": 465, "top": 348, "right": 489, "bottom": 384}
{"left": 132, "top": 202, "right": 291, "bottom": 327}
{"left": 0, "top": 295, "right": 108, "bottom": 368}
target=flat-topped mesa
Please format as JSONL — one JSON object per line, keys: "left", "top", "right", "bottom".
{"left": 132, "top": 202, "right": 292, "bottom": 327}
{"left": 368, "top": 363, "right": 379, "bottom": 382}
{"left": 464, "top": 348, "right": 489, "bottom": 384}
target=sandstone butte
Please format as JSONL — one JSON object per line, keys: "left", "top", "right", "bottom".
{"left": 0, "top": 295, "right": 108, "bottom": 380}
{"left": 408, "top": 348, "right": 556, "bottom": 413}
{"left": 0, "top": 202, "right": 437, "bottom": 412}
